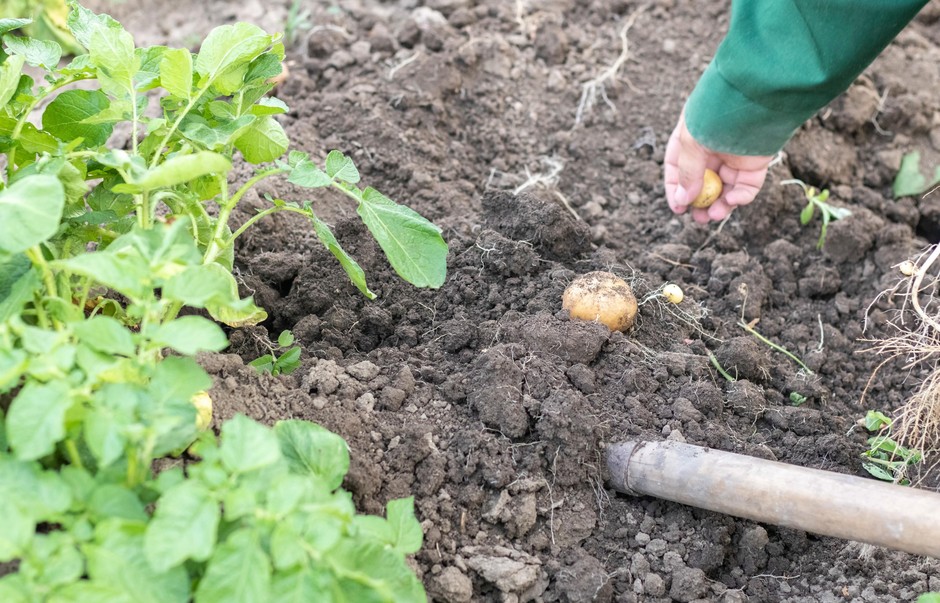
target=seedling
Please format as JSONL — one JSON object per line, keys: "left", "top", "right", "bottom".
{"left": 739, "top": 319, "right": 814, "bottom": 375}
{"left": 859, "top": 410, "right": 922, "bottom": 485}
{"left": 789, "top": 392, "right": 807, "bottom": 406}
{"left": 249, "top": 329, "right": 302, "bottom": 376}
{"left": 781, "top": 179, "right": 851, "bottom": 249}
{"left": 284, "top": 0, "right": 312, "bottom": 48}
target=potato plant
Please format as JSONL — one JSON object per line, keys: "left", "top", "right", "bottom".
{"left": 0, "top": 2, "right": 445, "bottom": 599}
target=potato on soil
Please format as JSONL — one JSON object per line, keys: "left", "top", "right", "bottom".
{"left": 562, "top": 271, "right": 638, "bottom": 332}
{"left": 691, "top": 169, "right": 723, "bottom": 208}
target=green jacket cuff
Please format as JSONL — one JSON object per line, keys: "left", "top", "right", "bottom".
{"left": 684, "top": 62, "right": 811, "bottom": 157}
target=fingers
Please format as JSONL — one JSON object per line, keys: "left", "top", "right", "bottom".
{"left": 719, "top": 164, "right": 769, "bottom": 207}
{"left": 675, "top": 126, "right": 708, "bottom": 206}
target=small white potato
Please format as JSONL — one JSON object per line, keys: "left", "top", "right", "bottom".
{"left": 662, "top": 283, "right": 684, "bottom": 304}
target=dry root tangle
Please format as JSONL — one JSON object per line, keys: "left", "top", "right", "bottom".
{"left": 864, "top": 243, "right": 940, "bottom": 484}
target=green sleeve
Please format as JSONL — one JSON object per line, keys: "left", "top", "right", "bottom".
{"left": 684, "top": 0, "right": 928, "bottom": 156}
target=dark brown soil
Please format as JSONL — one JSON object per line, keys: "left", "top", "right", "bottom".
{"left": 97, "top": 0, "right": 940, "bottom": 600}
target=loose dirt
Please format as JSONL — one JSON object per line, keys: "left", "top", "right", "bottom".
{"left": 93, "top": 0, "right": 940, "bottom": 600}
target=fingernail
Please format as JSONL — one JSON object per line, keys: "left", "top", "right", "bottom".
{"left": 675, "top": 185, "right": 688, "bottom": 204}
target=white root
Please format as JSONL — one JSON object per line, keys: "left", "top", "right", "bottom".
{"left": 574, "top": 7, "right": 645, "bottom": 127}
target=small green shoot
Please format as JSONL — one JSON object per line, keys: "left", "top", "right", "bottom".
{"left": 249, "top": 329, "right": 301, "bottom": 376}
{"left": 739, "top": 319, "right": 814, "bottom": 375}
{"left": 781, "top": 179, "right": 851, "bottom": 249}
{"left": 859, "top": 410, "right": 922, "bottom": 485}
{"left": 284, "top": 0, "right": 312, "bottom": 48}
{"left": 893, "top": 151, "right": 940, "bottom": 198}
{"left": 789, "top": 392, "right": 807, "bottom": 406}
{"left": 918, "top": 593, "right": 940, "bottom": 603}
{"left": 707, "top": 352, "right": 737, "bottom": 382}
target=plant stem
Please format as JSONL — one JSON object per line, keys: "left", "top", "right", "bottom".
{"left": 6, "top": 147, "right": 15, "bottom": 183}
{"left": 149, "top": 85, "right": 211, "bottom": 169}
{"left": 203, "top": 169, "right": 286, "bottom": 264}
{"left": 738, "top": 320, "right": 814, "bottom": 375}
{"left": 26, "top": 245, "right": 61, "bottom": 328}
{"left": 227, "top": 204, "right": 310, "bottom": 246}
{"left": 65, "top": 440, "right": 85, "bottom": 471}
{"left": 139, "top": 190, "right": 151, "bottom": 229}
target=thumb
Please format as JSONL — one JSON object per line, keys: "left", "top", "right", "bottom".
{"left": 675, "top": 126, "right": 708, "bottom": 206}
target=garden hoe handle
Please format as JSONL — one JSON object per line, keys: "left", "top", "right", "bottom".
{"left": 607, "top": 440, "right": 940, "bottom": 558}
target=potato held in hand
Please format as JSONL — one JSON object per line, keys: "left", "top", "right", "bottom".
{"left": 562, "top": 271, "right": 638, "bottom": 331}
{"left": 690, "top": 169, "right": 723, "bottom": 208}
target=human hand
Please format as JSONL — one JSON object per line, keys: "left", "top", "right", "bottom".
{"left": 663, "top": 112, "right": 773, "bottom": 223}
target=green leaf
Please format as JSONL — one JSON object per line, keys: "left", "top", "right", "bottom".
{"left": 274, "top": 419, "right": 349, "bottom": 490}
{"left": 195, "top": 529, "right": 271, "bottom": 603}
{"left": 271, "top": 568, "right": 325, "bottom": 603}
{"left": 274, "top": 347, "right": 301, "bottom": 375}
{"left": 0, "top": 252, "right": 29, "bottom": 301}
{"left": 799, "top": 202, "right": 814, "bottom": 225}
{"left": 324, "top": 150, "right": 360, "bottom": 183}
{"left": 288, "top": 159, "right": 332, "bottom": 188}
{"left": 862, "top": 462, "right": 895, "bottom": 482}
{"left": 89, "top": 22, "right": 138, "bottom": 97}
{"left": 88, "top": 485, "right": 147, "bottom": 522}
{"left": 251, "top": 97, "right": 289, "bottom": 116}
{"left": 83, "top": 406, "right": 127, "bottom": 467}
{"left": 23, "top": 532, "right": 83, "bottom": 588}
{"left": 194, "top": 22, "right": 272, "bottom": 92}
{"left": 200, "top": 263, "right": 268, "bottom": 327}
{"left": 864, "top": 410, "right": 892, "bottom": 432}
{"left": 894, "top": 151, "right": 927, "bottom": 198}
{"left": 234, "top": 115, "right": 287, "bottom": 164}
{"left": 328, "top": 540, "right": 426, "bottom": 602}
{"left": 310, "top": 214, "right": 375, "bottom": 299}
{"left": 145, "top": 480, "right": 220, "bottom": 572}
{"left": 87, "top": 520, "right": 190, "bottom": 603}
{"left": 0, "top": 348, "right": 27, "bottom": 393}
{"left": 72, "top": 315, "right": 136, "bottom": 356}
{"left": 57, "top": 250, "right": 152, "bottom": 301}
{"left": 6, "top": 380, "right": 72, "bottom": 460}
{"left": 160, "top": 48, "right": 192, "bottom": 100}
{"left": 0, "top": 54, "right": 25, "bottom": 107}
{"left": 132, "top": 151, "right": 232, "bottom": 192}
{"left": 918, "top": 594, "right": 940, "bottom": 603}
{"left": 357, "top": 188, "right": 448, "bottom": 288}
{"left": 162, "top": 263, "right": 239, "bottom": 307}
{"left": 66, "top": 2, "right": 120, "bottom": 50}
{"left": 149, "top": 315, "right": 228, "bottom": 355}
{"left": 277, "top": 330, "right": 294, "bottom": 347}
{"left": 42, "top": 89, "right": 113, "bottom": 147}
{"left": 0, "top": 497, "right": 32, "bottom": 561}
{"left": 4, "top": 35, "right": 61, "bottom": 69}
{"left": 0, "top": 265, "right": 39, "bottom": 324}
{"left": 136, "top": 45, "right": 166, "bottom": 90}
{"left": 0, "top": 19, "right": 32, "bottom": 37}
{"left": 248, "top": 355, "right": 274, "bottom": 374}
{"left": 386, "top": 497, "right": 423, "bottom": 554}
{"left": 181, "top": 115, "right": 254, "bottom": 150}
{"left": 219, "top": 414, "right": 282, "bottom": 474}
{"left": 0, "top": 174, "right": 65, "bottom": 253}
